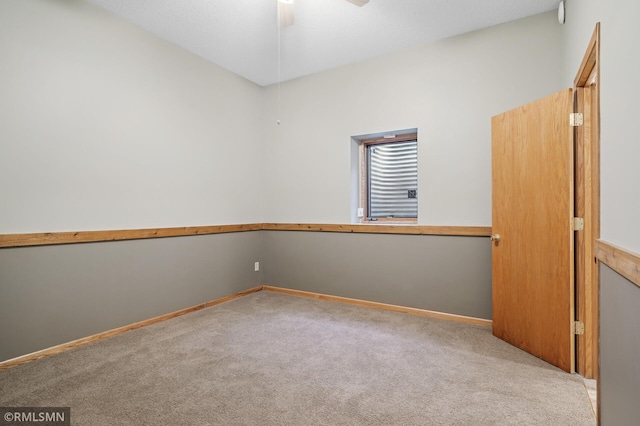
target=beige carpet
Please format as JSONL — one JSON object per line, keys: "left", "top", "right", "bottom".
{"left": 0, "top": 291, "right": 595, "bottom": 425}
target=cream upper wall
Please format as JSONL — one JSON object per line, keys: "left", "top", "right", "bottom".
{"left": 562, "top": 0, "right": 640, "bottom": 254}
{"left": 0, "top": 0, "right": 264, "bottom": 233}
{"left": 262, "top": 12, "right": 564, "bottom": 226}
{"left": 0, "top": 2, "right": 570, "bottom": 232}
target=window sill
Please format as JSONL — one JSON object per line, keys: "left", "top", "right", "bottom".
{"left": 359, "top": 219, "right": 418, "bottom": 225}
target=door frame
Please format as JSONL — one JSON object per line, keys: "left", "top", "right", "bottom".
{"left": 573, "top": 23, "right": 600, "bottom": 381}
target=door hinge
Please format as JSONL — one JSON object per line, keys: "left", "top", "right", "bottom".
{"left": 570, "top": 112, "right": 584, "bottom": 127}
{"left": 573, "top": 217, "right": 584, "bottom": 231}
{"left": 572, "top": 321, "right": 585, "bottom": 335}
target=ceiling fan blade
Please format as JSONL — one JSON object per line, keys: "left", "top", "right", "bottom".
{"left": 278, "top": 0, "right": 294, "bottom": 28}
{"left": 278, "top": 0, "right": 366, "bottom": 28}
{"left": 345, "top": 0, "right": 369, "bottom": 6}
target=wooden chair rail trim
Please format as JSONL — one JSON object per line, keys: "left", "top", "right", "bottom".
{"left": 0, "top": 223, "right": 492, "bottom": 248}
{"left": 0, "top": 224, "right": 264, "bottom": 248}
{"left": 262, "top": 285, "right": 493, "bottom": 327}
{"left": 596, "top": 240, "right": 640, "bottom": 289}
{"left": 0, "top": 286, "right": 263, "bottom": 371}
{"left": 261, "top": 223, "right": 492, "bottom": 237}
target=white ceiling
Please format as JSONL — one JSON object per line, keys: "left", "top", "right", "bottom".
{"left": 83, "top": 0, "right": 561, "bottom": 86}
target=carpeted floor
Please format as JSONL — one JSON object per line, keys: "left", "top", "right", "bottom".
{"left": 0, "top": 291, "right": 595, "bottom": 425}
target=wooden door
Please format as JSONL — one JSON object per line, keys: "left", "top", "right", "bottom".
{"left": 492, "top": 89, "right": 575, "bottom": 373}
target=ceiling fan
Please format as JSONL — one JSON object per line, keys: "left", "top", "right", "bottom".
{"left": 278, "top": 0, "right": 369, "bottom": 28}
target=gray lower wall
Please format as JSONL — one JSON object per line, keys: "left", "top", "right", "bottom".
{"left": 600, "top": 264, "right": 640, "bottom": 426}
{"left": 0, "top": 231, "right": 264, "bottom": 362}
{"left": 263, "top": 231, "right": 492, "bottom": 320}
{"left": 1, "top": 229, "right": 492, "bottom": 362}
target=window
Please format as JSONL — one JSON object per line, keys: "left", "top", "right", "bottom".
{"left": 359, "top": 132, "right": 418, "bottom": 223}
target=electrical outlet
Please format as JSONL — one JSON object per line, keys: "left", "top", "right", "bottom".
{"left": 254, "top": 262, "right": 260, "bottom": 272}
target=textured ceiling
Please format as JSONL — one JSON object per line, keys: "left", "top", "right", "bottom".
{"left": 83, "top": 0, "right": 561, "bottom": 86}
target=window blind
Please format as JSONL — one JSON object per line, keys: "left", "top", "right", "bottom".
{"left": 367, "top": 140, "right": 418, "bottom": 218}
